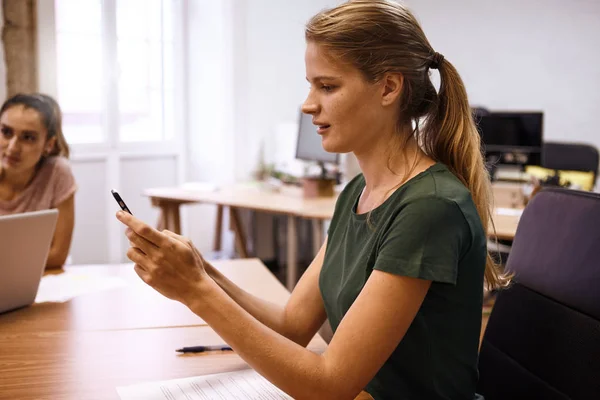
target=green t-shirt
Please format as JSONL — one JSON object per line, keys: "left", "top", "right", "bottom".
{"left": 320, "top": 163, "right": 486, "bottom": 400}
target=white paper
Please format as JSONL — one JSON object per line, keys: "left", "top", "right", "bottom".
{"left": 35, "top": 272, "right": 128, "bottom": 303}
{"left": 117, "top": 369, "right": 292, "bottom": 400}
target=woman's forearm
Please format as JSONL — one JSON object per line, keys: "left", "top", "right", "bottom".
{"left": 186, "top": 279, "right": 355, "bottom": 400}
{"left": 205, "top": 261, "right": 308, "bottom": 344}
{"left": 45, "top": 245, "right": 68, "bottom": 269}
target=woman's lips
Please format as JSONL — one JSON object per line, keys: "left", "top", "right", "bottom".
{"left": 316, "top": 125, "right": 331, "bottom": 134}
{"left": 2, "top": 155, "right": 20, "bottom": 165}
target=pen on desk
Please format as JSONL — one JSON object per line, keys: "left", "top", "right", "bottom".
{"left": 176, "top": 345, "right": 233, "bottom": 353}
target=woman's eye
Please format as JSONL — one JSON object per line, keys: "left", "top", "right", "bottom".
{"left": 321, "top": 85, "right": 334, "bottom": 92}
{"left": 23, "top": 134, "right": 37, "bottom": 142}
{"left": 1, "top": 128, "right": 12, "bottom": 138}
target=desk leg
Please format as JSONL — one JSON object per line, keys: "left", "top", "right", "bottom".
{"left": 312, "top": 219, "right": 324, "bottom": 256}
{"left": 213, "top": 205, "right": 223, "bottom": 252}
{"left": 286, "top": 215, "right": 298, "bottom": 290}
{"left": 164, "top": 203, "right": 182, "bottom": 234}
{"left": 229, "top": 207, "right": 249, "bottom": 258}
{"left": 156, "top": 209, "right": 166, "bottom": 232}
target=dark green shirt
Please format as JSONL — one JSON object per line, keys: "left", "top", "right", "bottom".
{"left": 320, "top": 163, "right": 486, "bottom": 400}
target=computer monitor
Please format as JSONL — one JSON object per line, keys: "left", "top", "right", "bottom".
{"left": 295, "top": 111, "right": 339, "bottom": 177}
{"left": 476, "top": 112, "right": 544, "bottom": 167}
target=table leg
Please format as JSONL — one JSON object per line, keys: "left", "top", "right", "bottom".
{"left": 286, "top": 215, "right": 298, "bottom": 290}
{"left": 163, "top": 203, "right": 182, "bottom": 234}
{"left": 213, "top": 205, "right": 223, "bottom": 252}
{"left": 312, "top": 219, "right": 324, "bottom": 256}
{"left": 229, "top": 207, "right": 249, "bottom": 258}
{"left": 156, "top": 209, "right": 165, "bottom": 232}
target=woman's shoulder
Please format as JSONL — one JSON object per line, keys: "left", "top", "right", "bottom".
{"left": 41, "top": 156, "right": 74, "bottom": 178}
{"left": 401, "top": 163, "right": 472, "bottom": 205}
{"left": 38, "top": 157, "right": 77, "bottom": 206}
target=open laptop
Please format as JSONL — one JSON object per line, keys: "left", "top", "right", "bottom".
{"left": 0, "top": 209, "right": 58, "bottom": 314}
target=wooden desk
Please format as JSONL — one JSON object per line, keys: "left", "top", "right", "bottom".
{"left": 0, "top": 259, "right": 292, "bottom": 334}
{"left": 145, "top": 184, "right": 522, "bottom": 290}
{"left": 0, "top": 259, "right": 328, "bottom": 400}
{"left": 492, "top": 209, "right": 523, "bottom": 241}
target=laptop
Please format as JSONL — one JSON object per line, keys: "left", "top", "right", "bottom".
{"left": 0, "top": 209, "right": 59, "bottom": 314}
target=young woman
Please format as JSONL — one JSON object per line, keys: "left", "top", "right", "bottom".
{"left": 117, "top": 1, "right": 507, "bottom": 398}
{"left": 0, "top": 93, "right": 76, "bottom": 269}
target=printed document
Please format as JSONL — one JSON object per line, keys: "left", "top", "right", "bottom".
{"left": 117, "top": 369, "right": 292, "bottom": 400}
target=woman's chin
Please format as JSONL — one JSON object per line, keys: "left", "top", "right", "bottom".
{"left": 321, "top": 138, "right": 349, "bottom": 155}
{"left": 321, "top": 137, "right": 338, "bottom": 153}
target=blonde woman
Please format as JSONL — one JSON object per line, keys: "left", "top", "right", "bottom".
{"left": 0, "top": 93, "right": 76, "bottom": 268}
{"left": 117, "top": 1, "right": 506, "bottom": 398}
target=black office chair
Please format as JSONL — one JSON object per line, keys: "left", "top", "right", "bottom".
{"left": 477, "top": 188, "right": 600, "bottom": 400}
{"left": 542, "top": 142, "right": 599, "bottom": 184}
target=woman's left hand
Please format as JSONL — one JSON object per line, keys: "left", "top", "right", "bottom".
{"left": 116, "top": 211, "right": 208, "bottom": 305}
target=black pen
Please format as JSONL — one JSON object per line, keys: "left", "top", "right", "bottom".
{"left": 176, "top": 345, "right": 233, "bottom": 353}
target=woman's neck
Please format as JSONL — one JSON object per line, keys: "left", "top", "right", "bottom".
{"left": 355, "top": 136, "right": 431, "bottom": 192}
{"left": 0, "top": 165, "right": 38, "bottom": 192}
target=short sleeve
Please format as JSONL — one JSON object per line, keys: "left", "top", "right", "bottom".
{"left": 373, "top": 196, "right": 471, "bottom": 284}
{"left": 50, "top": 157, "right": 77, "bottom": 207}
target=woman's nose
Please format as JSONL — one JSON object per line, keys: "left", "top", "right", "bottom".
{"left": 301, "top": 95, "right": 319, "bottom": 115}
{"left": 6, "top": 136, "right": 20, "bottom": 153}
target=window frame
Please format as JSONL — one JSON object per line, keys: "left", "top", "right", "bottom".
{"left": 37, "top": 0, "right": 187, "bottom": 158}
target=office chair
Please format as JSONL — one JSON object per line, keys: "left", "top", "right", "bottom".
{"left": 477, "top": 188, "right": 600, "bottom": 400}
{"left": 542, "top": 142, "right": 599, "bottom": 184}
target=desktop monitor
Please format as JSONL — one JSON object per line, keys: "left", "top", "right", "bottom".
{"left": 476, "top": 112, "right": 544, "bottom": 167}
{"left": 295, "top": 111, "right": 339, "bottom": 165}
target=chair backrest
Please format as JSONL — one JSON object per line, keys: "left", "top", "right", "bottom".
{"left": 542, "top": 142, "right": 599, "bottom": 181}
{"left": 477, "top": 188, "right": 600, "bottom": 400}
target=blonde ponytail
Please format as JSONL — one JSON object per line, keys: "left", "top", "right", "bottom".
{"left": 422, "top": 58, "right": 509, "bottom": 290}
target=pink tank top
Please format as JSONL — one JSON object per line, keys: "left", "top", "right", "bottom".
{"left": 0, "top": 156, "right": 77, "bottom": 215}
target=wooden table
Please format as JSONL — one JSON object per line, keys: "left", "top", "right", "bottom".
{"left": 145, "top": 183, "right": 523, "bottom": 290}
{"left": 0, "top": 259, "right": 328, "bottom": 400}
{"left": 492, "top": 208, "right": 523, "bottom": 241}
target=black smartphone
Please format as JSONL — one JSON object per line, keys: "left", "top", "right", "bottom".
{"left": 111, "top": 189, "right": 133, "bottom": 215}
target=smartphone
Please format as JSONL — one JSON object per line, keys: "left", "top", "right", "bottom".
{"left": 111, "top": 189, "right": 133, "bottom": 215}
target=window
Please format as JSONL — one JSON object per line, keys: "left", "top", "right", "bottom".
{"left": 55, "top": 0, "right": 178, "bottom": 145}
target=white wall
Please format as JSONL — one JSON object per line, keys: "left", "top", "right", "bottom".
{"left": 405, "top": 0, "right": 600, "bottom": 151}
{"left": 183, "top": 0, "right": 239, "bottom": 254}
{"left": 210, "top": 0, "right": 599, "bottom": 184}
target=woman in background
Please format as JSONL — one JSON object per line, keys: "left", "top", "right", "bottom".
{"left": 117, "top": 1, "right": 508, "bottom": 398}
{"left": 0, "top": 93, "right": 76, "bottom": 268}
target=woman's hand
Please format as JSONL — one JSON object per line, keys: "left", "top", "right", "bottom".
{"left": 116, "top": 210, "right": 209, "bottom": 305}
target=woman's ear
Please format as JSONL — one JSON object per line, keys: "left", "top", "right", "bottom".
{"left": 381, "top": 73, "right": 404, "bottom": 107}
{"left": 45, "top": 136, "right": 57, "bottom": 155}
